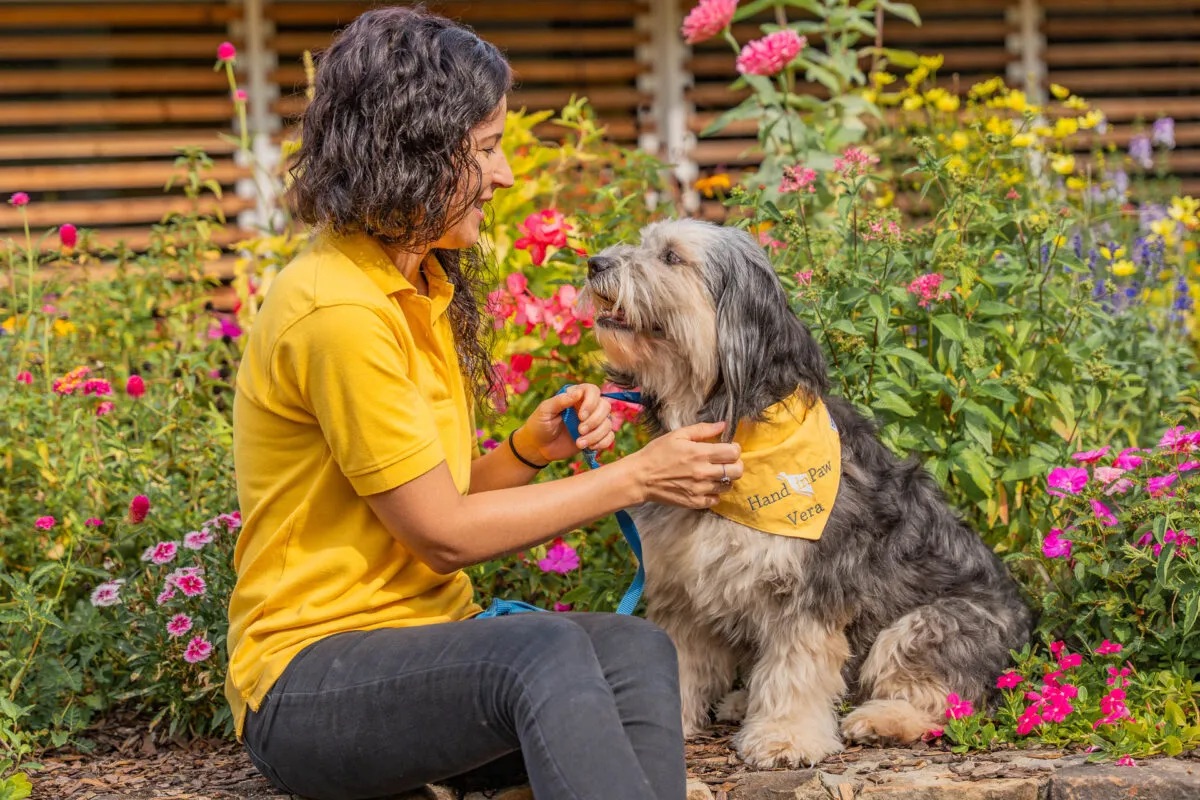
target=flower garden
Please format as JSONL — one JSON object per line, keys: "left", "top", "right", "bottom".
{"left": 2, "top": 0, "right": 1199, "bottom": 795}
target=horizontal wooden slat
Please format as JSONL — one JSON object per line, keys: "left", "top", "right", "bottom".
{"left": 1, "top": 160, "right": 244, "bottom": 193}
{"left": 1047, "top": 70, "right": 1200, "bottom": 94}
{"left": 0, "top": 34, "right": 242, "bottom": 60}
{"left": 0, "top": 131, "right": 237, "bottom": 161}
{"left": 0, "top": 3, "right": 239, "bottom": 28}
{"left": 7, "top": 68, "right": 230, "bottom": 95}
{"left": 274, "top": 86, "right": 647, "bottom": 120}
{"left": 1039, "top": 0, "right": 1200, "bottom": 9}
{"left": 270, "top": 1, "right": 648, "bottom": 25}
{"left": 0, "top": 195, "right": 252, "bottom": 229}
{"left": 1043, "top": 17, "right": 1200, "bottom": 38}
{"left": 60, "top": 223, "right": 248, "bottom": 251}
{"left": 271, "top": 28, "right": 647, "bottom": 56}
{"left": 1092, "top": 97, "right": 1200, "bottom": 121}
{"left": 270, "top": 59, "right": 646, "bottom": 92}
{"left": 0, "top": 98, "right": 236, "bottom": 127}
{"left": 1044, "top": 41, "right": 1200, "bottom": 66}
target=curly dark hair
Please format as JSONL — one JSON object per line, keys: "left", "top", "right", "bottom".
{"left": 288, "top": 5, "right": 511, "bottom": 409}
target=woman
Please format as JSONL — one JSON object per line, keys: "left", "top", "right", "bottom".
{"left": 227, "top": 6, "right": 744, "bottom": 800}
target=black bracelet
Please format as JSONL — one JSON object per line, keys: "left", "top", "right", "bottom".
{"left": 507, "top": 430, "right": 548, "bottom": 470}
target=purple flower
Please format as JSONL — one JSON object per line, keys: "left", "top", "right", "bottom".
{"left": 1090, "top": 498, "right": 1118, "bottom": 527}
{"left": 1129, "top": 135, "right": 1153, "bottom": 169}
{"left": 1151, "top": 117, "right": 1175, "bottom": 149}
{"left": 1113, "top": 448, "right": 1144, "bottom": 470}
{"left": 537, "top": 539, "right": 580, "bottom": 574}
{"left": 1042, "top": 528, "right": 1072, "bottom": 559}
{"left": 1047, "top": 466, "right": 1088, "bottom": 497}
{"left": 1147, "top": 474, "right": 1178, "bottom": 497}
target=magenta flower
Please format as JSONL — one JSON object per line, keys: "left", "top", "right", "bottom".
{"left": 35, "top": 516, "right": 56, "bottom": 530}
{"left": 537, "top": 539, "right": 580, "bottom": 574}
{"left": 89, "top": 579, "right": 125, "bottom": 607}
{"left": 1147, "top": 473, "right": 1178, "bottom": 497}
{"left": 944, "top": 692, "right": 975, "bottom": 720}
{"left": 907, "top": 273, "right": 949, "bottom": 309}
{"left": 233, "top": 88, "right": 248, "bottom": 102}
{"left": 833, "top": 146, "right": 880, "bottom": 177}
{"left": 1095, "top": 640, "right": 1123, "bottom": 655}
{"left": 736, "top": 30, "right": 805, "bottom": 77}
{"left": 553, "top": 602, "right": 574, "bottom": 612}
{"left": 1090, "top": 498, "right": 1118, "bottom": 527}
{"left": 143, "top": 541, "right": 178, "bottom": 565}
{"left": 96, "top": 401, "right": 115, "bottom": 417}
{"left": 157, "top": 587, "right": 176, "bottom": 606}
{"left": 82, "top": 378, "right": 112, "bottom": 396}
{"left": 1107, "top": 665, "right": 1131, "bottom": 687}
{"left": 166, "top": 613, "right": 194, "bottom": 638}
{"left": 125, "top": 374, "right": 146, "bottom": 398}
{"left": 9, "top": 192, "right": 29, "bottom": 207}
{"left": 183, "top": 635, "right": 213, "bottom": 663}
{"left": 1116, "top": 756, "right": 1137, "bottom": 767}
{"left": 1071, "top": 446, "right": 1109, "bottom": 463}
{"left": 680, "top": 0, "right": 736, "bottom": 44}
{"left": 1041, "top": 528, "right": 1072, "bottom": 559}
{"left": 183, "top": 529, "right": 214, "bottom": 550}
{"left": 1157, "top": 425, "right": 1196, "bottom": 453}
{"left": 514, "top": 209, "right": 572, "bottom": 267}
{"left": 1047, "top": 466, "right": 1088, "bottom": 497}
{"left": 217, "top": 41, "right": 237, "bottom": 61}
{"left": 1113, "top": 447, "right": 1144, "bottom": 469}
{"left": 59, "top": 223, "right": 78, "bottom": 248}
{"left": 129, "top": 493, "right": 150, "bottom": 523}
{"left": 207, "top": 315, "right": 243, "bottom": 340}
{"left": 1058, "top": 652, "right": 1082, "bottom": 669}
{"left": 175, "top": 573, "right": 207, "bottom": 598}
{"left": 780, "top": 164, "right": 817, "bottom": 194}
{"left": 16, "top": 371, "right": 32, "bottom": 385}
{"left": 996, "top": 671, "right": 1023, "bottom": 689}
{"left": 85, "top": 517, "right": 102, "bottom": 527}
{"left": 1179, "top": 460, "right": 1200, "bottom": 473}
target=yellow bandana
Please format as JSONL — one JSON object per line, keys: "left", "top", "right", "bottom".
{"left": 711, "top": 394, "right": 841, "bottom": 540}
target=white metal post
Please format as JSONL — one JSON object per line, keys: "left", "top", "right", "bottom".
{"left": 231, "top": 0, "right": 282, "bottom": 233}
{"left": 1006, "top": 0, "right": 1046, "bottom": 106}
{"left": 637, "top": 0, "right": 699, "bottom": 212}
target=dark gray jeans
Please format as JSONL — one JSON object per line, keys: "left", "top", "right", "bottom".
{"left": 241, "top": 612, "right": 686, "bottom": 800}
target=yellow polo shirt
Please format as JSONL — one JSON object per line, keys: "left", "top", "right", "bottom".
{"left": 226, "top": 232, "right": 480, "bottom": 739}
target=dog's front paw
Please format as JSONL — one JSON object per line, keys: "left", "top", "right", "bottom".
{"left": 714, "top": 689, "right": 748, "bottom": 723}
{"left": 733, "top": 720, "right": 842, "bottom": 768}
{"left": 841, "top": 699, "right": 939, "bottom": 745}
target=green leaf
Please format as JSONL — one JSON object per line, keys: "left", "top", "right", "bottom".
{"left": 1182, "top": 591, "right": 1199, "bottom": 638}
{"left": 932, "top": 315, "right": 967, "bottom": 342}
{"left": 1164, "top": 700, "right": 1186, "bottom": 727}
{"left": 702, "top": 97, "right": 763, "bottom": 137}
{"left": 874, "top": 391, "right": 917, "bottom": 417}
{"left": 1000, "top": 458, "right": 1045, "bottom": 482}
{"left": 0, "top": 773, "right": 33, "bottom": 800}
{"left": 732, "top": 0, "right": 782, "bottom": 21}
{"left": 956, "top": 448, "right": 995, "bottom": 498}
{"left": 879, "top": 0, "right": 922, "bottom": 26}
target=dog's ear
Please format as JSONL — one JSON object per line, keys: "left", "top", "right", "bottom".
{"left": 702, "top": 228, "right": 829, "bottom": 439}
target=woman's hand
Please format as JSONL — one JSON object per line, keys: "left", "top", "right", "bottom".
{"left": 623, "top": 421, "right": 744, "bottom": 509}
{"left": 515, "top": 383, "right": 615, "bottom": 464}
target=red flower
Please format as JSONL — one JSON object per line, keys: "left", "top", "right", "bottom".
{"left": 15, "top": 371, "right": 32, "bottom": 385}
{"left": 217, "top": 41, "right": 237, "bottom": 61}
{"left": 514, "top": 209, "right": 572, "bottom": 266}
{"left": 125, "top": 374, "right": 146, "bottom": 398}
{"left": 510, "top": 353, "right": 533, "bottom": 373}
{"left": 129, "top": 494, "right": 151, "bottom": 523}
{"left": 59, "top": 223, "right": 78, "bottom": 248}
{"left": 9, "top": 192, "right": 29, "bottom": 207}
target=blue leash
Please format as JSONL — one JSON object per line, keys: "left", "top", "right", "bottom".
{"left": 477, "top": 386, "right": 645, "bottom": 618}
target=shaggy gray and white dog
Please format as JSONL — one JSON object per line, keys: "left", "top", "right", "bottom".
{"left": 581, "top": 219, "right": 1032, "bottom": 768}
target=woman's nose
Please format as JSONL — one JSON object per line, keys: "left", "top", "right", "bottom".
{"left": 493, "top": 151, "right": 515, "bottom": 189}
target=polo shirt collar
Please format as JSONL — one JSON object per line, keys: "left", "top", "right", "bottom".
{"left": 327, "top": 231, "right": 454, "bottom": 320}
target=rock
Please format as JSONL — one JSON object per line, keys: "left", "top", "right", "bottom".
{"left": 687, "top": 777, "right": 716, "bottom": 799}
{"left": 1049, "top": 759, "right": 1200, "bottom": 800}
{"left": 856, "top": 775, "right": 1042, "bottom": 799}
{"left": 725, "top": 769, "right": 826, "bottom": 799}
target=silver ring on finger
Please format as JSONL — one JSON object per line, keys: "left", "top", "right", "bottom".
{"left": 720, "top": 463, "right": 732, "bottom": 487}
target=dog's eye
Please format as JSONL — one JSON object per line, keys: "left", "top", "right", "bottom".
{"left": 663, "top": 249, "right": 684, "bottom": 266}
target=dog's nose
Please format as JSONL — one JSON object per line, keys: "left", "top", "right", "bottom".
{"left": 587, "top": 255, "right": 616, "bottom": 277}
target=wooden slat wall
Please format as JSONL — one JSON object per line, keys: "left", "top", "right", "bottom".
{"left": 1041, "top": 0, "right": 1200, "bottom": 197}
{"left": 0, "top": 1, "right": 251, "bottom": 252}
{"left": 266, "top": 0, "right": 651, "bottom": 145}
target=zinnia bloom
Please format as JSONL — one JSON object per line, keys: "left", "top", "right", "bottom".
{"left": 59, "top": 224, "right": 77, "bottom": 248}
{"left": 166, "top": 614, "right": 193, "bottom": 638}
{"left": 680, "top": 0, "right": 736, "bottom": 44}
{"left": 125, "top": 374, "right": 146, "bottom": 398}
{"left": 129, "top": 494, "right": 150, "bottom": 523}
{"left": 85, "top": 517, "right": 102, "bottom": 527}
{"left": 35, "top": 515, "right": 56, "bottom": 530}
{"left": 736, "top": 30, "right": 805, "bottom": 77}
{"left": 537, "top": 539, "right": 580, "bottom": 574}
{"left": 183, "top": 635, "right": 213, "bottom": 663}
{"left": 217, "top": 41, "right": 237, "bottom": 61}
{"left": 15, "top": 371, "right": 32, "bottom": 385}
{"left": 9, "top": 192, "right": 29, "bottom": 207}
{"left": 95, "top": 400, "right": 115, "bottom": 416}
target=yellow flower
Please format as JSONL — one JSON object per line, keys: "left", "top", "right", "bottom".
{"left": 1099, "top": 245, "right": 1125, "bottom": 260}
{"left": 1011, "top": 133, "right": 1035, "bottom": 148}
{"left": 971, "top": 77, "right": 1005, "bottom": 97}
{"left": 1052, "top": 234, "right": 1068, "bottom": 248}
{"left": 1005, "top": 90, "right": 1028, "bottom": 113}
{"left": 53, "top": 319, "right": 76, "bottom": 337}
{"left": 1053, "top": 117, "right": 1079, "bottom": 139}
{"left": 985, "top": 116, "right": 1013, "bottom": 136}
{"left": 918, "top": 54, "right": 945, "bottom": 71}
{"left": 694, "top": 173, "right": 732, "bottom": 197}
{"left": 1002, "top": 169, "right": 1024, "bottom": 186}
{"left": 1078, "top": 110, "right": 1105, "bottom": 130}
{"left": 874, "top": 187, "right": 895, "bottom": 208}
{"left": 1050, "top": 83, "right": 1071, "bottom": 99}
{"left": 1033, "top": 125, "right": 1054, "bottom": 138}
{"left": 862, "top": 89, "right": 878, "bottom": 104}
{"left": 1150, "top": 218, "right": 1178, "bottom": 244}
{"left": 1050, "top": 154, "right": 1075, "bottom": 175}
{"left": 950, "top": 131, "right": 970, "bottom": 152}
{"left": 1184, "top": 240, "right": 1197, "bottom": 254}
{"left": 1066, "top": 176, "right": 1086, "bottom": 191}
{"left": 902, "top": 94, "right": 924, "bottom": 111}
{"left": 946, "top": 155, "right": 968, "bottom": 177}
{"left": 871, "top": 71, "right": 897, "bottom": 87}
{"left": 1168, "top": 196, "right": 1199, "bottom": 227}
{"left": 1, "top": 316, "right": 16, "bottom": 334}
{"left": 935, "top": 94, "right": 960, "bottom": 113}
{"left": 1064, "top": 96, "right": 1089, "bottom": 111}
{"left": 1111, "top": 259, "right": 1137, "bottom": 277}
{"left": 906, "top": 65, "right": 930, "bottom": 86}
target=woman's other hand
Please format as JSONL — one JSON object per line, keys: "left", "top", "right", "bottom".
{"left": 516, "top": 383, "right": 614, "bottom": 464}
{"left": 625, "top": 421, "right": 744, "bottom": 509}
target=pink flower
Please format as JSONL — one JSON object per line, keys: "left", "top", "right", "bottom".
{"left": 944, "top": 692, "right": 975, "bottom": 720}
{"left": 833, "top": 146, "right": 880, "bottom": 177}
{"left": 233, "top": 88, "right": 248, "bottom": 102}
{"left": 907, "top": 273, "right": 949, "bottom": 309}
{"left": 183, "top": 529, "right": 214, "bottom": 550}
{"left": 780, "top": 165, "right": 817, "bottom": 194}
{"left": 1179, "top": 460, "right": 1200, "bottom": 473}
{"left": 537, "top": 538, "right": 580, "bottom": 574}
{"left": 1016, "top": 704, "right": 1043, "bottom": 735}
{"left": 1094, "top": 466, "right": 1125, "bottom": 485}
{"left": 736, "top": 30, "right": 805, "bottom": 77}
{"left": 553, "top": 602, "right": 574, "bottom": 612}
{"left": 514, "top": 210, "right": 572, "bottom": 266}
{"left": 1113, "top": 447, "right": 1144, "bottom": 469}
{"left": 996, "top": 671, "right": 1024, "bottom": 689}
{"left": 175, "top": 573, "right": 207, "bottom": 598}
{"left": 166, "top": 614, "right": 193, "bottom": 638}
{"left": 1005, "top": 188, "right": 1019, "bottom": 200}
{"left": 1147, "top": 473, "right": 1177, "bottom": 497}
{"left": 96, "top": 401, "right": 115, "bottom": 417}
{"left": 1047, "top": 466, "right": 1088, "bottom": 497}
{"left": 35, "top": 516, "right": 56, "bottom": 530}
{"left": 85, "top": 517, "right": 102, "bottom": 527}
{"left": 82, "top": 379, "right": 112, "bottom": 396}
{"left": 1058, "top": 653, "right": 1082, "bottom": 669}
{"left": 59, "top": 224, "right": 77, "bottom": 248}
{"left": 1095, "top": 640, "right": 1123, "bottom": 655}
{"left": 1042, "top": 528, "right": 1072, "bottom": 559}
{"left": 1116, "top": 756, "right": 1137, "bottom": 767}
{"left": 1071, "top": 446, "right": 1109, "bottom": 463}
{"left": 921, "top": 727, "right": 944, "bottom": 742}
{"left": 218, "top": 511, "right": 241, "bottom": 529}
{"left": 207, "top": 315, "right": 242, "bottom": 340}
{"left": 156, "top": 587, "right": 177, "bottom": 606}
{"left": 89, "top": 579, "right": 125, "bottom": 607}
{"left": 217, "top": 41, "right": 237, "bottom": 61}
{"left": 16, "top": 371, "right": 32, "bottom": 385}
{"left": 125, "top": 374, "right": 146, "bottom": 398}
{"left": 183, "top": 635, "right": 213, "bottom": 663}
{"left": 1158, "top": 425, "right": 1197, "bottom": 453}
{"left": 680, "top": 0, "right": 736, "bottom": 44}
{"left": 795, "top": 270, "right": 814, "bottom": 285}
{"left": 1107, "top": 665, "right": 1131, "bottom": 687}
{"left": 1090, "top": 498, "right": 1118, "bottom": 527}
{"left": 142, "top": 541, "right": 178, "bottom": 565}
{"left": 9, "top": 192, "right": 29, "bottom": 207}
{"left": 129, "top": 494, "right": 150, "bottom": 523}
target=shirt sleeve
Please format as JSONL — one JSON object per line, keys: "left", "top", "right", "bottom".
{"left": 274, "top": 303, "right": 445, "bottom": 496}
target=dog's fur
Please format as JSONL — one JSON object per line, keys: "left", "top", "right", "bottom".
{"left": 581, "top": 219, "right": 1032, "bottom": 768}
